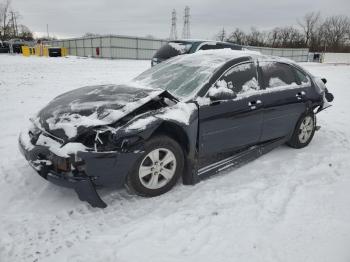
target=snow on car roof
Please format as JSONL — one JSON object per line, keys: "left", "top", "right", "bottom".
{"left": 184, "top": 48, "right": 298, "bottom": 66}
{"left": 170, "top": 39, "right": 240, "bottom": 44}
{"left": 169, "top": 49, "right": 263, "bottom": 68}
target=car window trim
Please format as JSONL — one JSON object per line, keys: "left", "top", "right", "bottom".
{"left": 203, "top": 61, "right": 261, "bottom": 102}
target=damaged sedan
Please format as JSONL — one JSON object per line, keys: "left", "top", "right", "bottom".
{"left": 19, "top": 49, "right": 334, "bottom": 208}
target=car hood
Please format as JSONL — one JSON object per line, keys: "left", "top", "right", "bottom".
{"left": 35, "top": 84, "right": 165, "bottom": 141}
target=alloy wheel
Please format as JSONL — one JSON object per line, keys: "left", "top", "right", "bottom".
{"left": 298, "top": 116, "right": 314, "bottom": 143}
{"left": 138, "top": 148, "right": 177, "bottom": 190}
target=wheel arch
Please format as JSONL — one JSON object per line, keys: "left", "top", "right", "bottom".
{"left": 150, "top": 121, "right": 195, "bottom": 185}
{"left": 151, "top": 121, "right": 190, "bottom": 156}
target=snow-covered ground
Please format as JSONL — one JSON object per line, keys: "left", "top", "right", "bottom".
{"left": 0, "top": 55, "right": 350, "bottom": 262}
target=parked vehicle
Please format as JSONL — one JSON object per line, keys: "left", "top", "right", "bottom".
{"left": 0, "top": 41, "right": 10, "bottom": 53}
{"left": 19, "top": 50, "right": 333, "bottom": 208}
{"left": 48, "top": 47, "right": 62, "bottom": 57}
{"left": 151, "top": 40, "right": 242, "bottom": 66}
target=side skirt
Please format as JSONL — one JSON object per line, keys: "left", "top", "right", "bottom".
{"left": 197, "top": 137, "right": 287, "bottom": 179}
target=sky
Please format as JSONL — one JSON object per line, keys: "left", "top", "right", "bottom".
{"left": 11, "top": 0, "right": 350, "bottom": 40}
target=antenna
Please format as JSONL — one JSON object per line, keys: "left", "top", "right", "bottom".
{"left": 182, "top": 6, "right": 191, "bottom": 39}
{"left": 169, "top": 9, "right": 177, "bottom": 40}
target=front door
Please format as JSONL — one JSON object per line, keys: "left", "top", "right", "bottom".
{"left": 198, "top": 62, "right": 264, "bottom": 162}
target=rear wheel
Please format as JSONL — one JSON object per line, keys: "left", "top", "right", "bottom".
{"left": 287, "top": 112, "right": 316, "bottom": 149}
{"left": 126, "top": 135, "right": 184, "bottom": 197}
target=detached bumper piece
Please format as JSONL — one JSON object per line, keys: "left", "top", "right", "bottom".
{"left": 19, "top": 134, "right": 107, "bottom": 208}
{"left": 46, "top": 171, "right": 107, "bottom": 208}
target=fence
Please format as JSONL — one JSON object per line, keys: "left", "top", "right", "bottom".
{"left": 244, "top": 46, "right": 309, "bottom": 62}
{"left": 47, "top": 35, "right": 168, "bottom": 60}
{"left": 46, "top": 35, "right": 309, "bottom": 62}
{"left": 321, "top": 52, "right": 350, "bottom": 64}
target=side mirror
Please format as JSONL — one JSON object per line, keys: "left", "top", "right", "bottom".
{"left": 208, "top": 90, "right": 237, "bottom": 102}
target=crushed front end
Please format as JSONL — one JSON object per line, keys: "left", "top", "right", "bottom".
{"left": 18, "top": 122, "right": 143, "bottom": 208}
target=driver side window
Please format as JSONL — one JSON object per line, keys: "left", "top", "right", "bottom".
{"left": 210, "top": 62, "right": 260, "bottom": 97}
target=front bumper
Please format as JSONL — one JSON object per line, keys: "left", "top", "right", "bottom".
{"left": 18, "top": 131, "right": 143, "bottom": 208}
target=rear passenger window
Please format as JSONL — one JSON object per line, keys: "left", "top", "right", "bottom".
{"left": 295, "top": 69, "right": 311, "bottom": 86}
{"left": 213, "top": 62, "right": 259, "bottom": 96}
{"left": 260, "top": 62, "right": 297, "bottom": 88}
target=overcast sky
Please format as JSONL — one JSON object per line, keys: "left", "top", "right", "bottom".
{"left": 11, "top": 0, "right": 350, "bottom": 39}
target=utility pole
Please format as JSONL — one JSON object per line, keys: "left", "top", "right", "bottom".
{"left": 46, "top": 24, "right": 50, "bottom": 39}
{"left": 169, "top": 9, "right": 177, "bottom": 40}
{"left": 182, "top": 6, "right": 191, "bottom": 39}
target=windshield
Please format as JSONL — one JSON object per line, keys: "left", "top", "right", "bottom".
{"left": 132, "top": 53, "right": 231, "bottom": 99}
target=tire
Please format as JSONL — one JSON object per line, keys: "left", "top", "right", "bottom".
{"left": 287, "top": 112, "right": 316, "bottom": 149}
{"left": 126, "top": 135, "right": 184, "bottom": 197}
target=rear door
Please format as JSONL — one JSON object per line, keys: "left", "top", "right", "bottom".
{"left": 258, "top": 61, "right": 311, "bottom": 142}
{"left": 198, "top": 62, "right": 263, "bottom": 159}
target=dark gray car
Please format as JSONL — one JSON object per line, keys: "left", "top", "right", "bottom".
{"left": 19, "top": 50, "right": 333, "bottom": 208}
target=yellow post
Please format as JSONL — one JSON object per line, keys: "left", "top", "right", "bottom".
{"left": 35, "top": 45, "right": 42, "bottom": 56}
{"left": 61, "top": 47, "right": 68, "bottom": 56}
{"left": 22, "top": 46, "right": 30, "bottom": 57}
{"left": 43, "top": 46, "right": 49, "bottom": 57}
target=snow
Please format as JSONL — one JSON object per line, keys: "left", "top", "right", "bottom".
{"left": 125, "top": 115, "right": 158, "bottom": 131}
{"left": 1, "top": 55, "right": 350, "bottom": 262}
{"left": 168, "top": 42, "right": 190, "bottom": 54}
{"left": 157, "top": 102, "right": 197, "bottom": 125}
{"left": 125, "top": 102, "right": 197, "bottom": 132}
{"left": 40, "top": 84, "right": 163, "bottom": 139}
{"left": 34, "top": 133, "right": 88, "bottom": 158}
{"left": 208, "top": 79, "right": 234, "bottom": 97}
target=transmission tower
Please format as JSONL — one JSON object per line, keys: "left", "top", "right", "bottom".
{"left": 169, "top": 9, "right": 177, "bottom": 40}
{"left": 182, "top": 6, "right": 191, "bottom": 39}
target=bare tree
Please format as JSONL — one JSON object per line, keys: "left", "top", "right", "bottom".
{"left": 321, "top": 15, "right": 350, "bottom": 51}
{"left": 228, "top": 28, "right": 246, "bottom": 45}
{"left": 0, "top": 0, "right": 22, "bottom": 41}
{"left": 298, "top": 12, "right": 320, "bottom": 47}
{"left": 0, "top": 0, "right": 11, "bottom": 40}
{"left": 226, "top": 12, "right": 350, "bottom": 52}
{"left": 246, "top": 27, "right": 266, "bottom": 46}
{"left": 268, "top": 28, "right": 281, "bottom": 47}
{"left": 18, "top": 24, "right": 33, "bottom": 40}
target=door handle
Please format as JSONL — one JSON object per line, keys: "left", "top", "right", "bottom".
{"left": 296, "top": 91, "right": 306, "bottom": 100}
{"left": 248, "top": 100, "right": 262, "bottom": 110}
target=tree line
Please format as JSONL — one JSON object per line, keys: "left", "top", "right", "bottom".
{"left": 216, "top": 12, "right": 350, "bottom": 52}
{"left": 0, "top": 0, "right": 33, "bottom": 41}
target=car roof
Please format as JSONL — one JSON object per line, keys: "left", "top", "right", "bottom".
{"left": 170, "top": 39, "right": 240, "bottom": 46}
{"left": 182, "top": 49, "right": 295, "bottom": 64}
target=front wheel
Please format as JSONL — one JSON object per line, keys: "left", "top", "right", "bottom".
{"left": 126, "top": 135, "right": 184, "bottom": 197}
{"left": 287, "top": 112, "right": 316, "bottom": 149}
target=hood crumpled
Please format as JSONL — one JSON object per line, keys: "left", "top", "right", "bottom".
{"left": 36, "top": 84, "right": 164, "bottom": 140}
